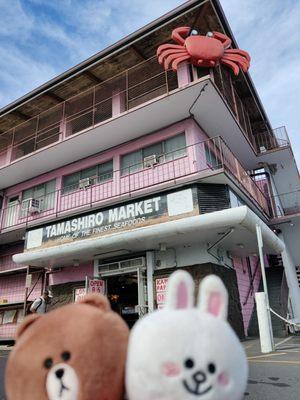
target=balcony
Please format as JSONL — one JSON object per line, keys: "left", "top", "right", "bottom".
{"left": 0, "top": 136, "right": 270, "bottom": 234}
{"left": 0, "top": 57, "right": 178, "bottom": 169}
{"left": 0, "top": 52, "right": 286, "bottom": 189}
{"left": 272, "top": 190, "right": 300, "bottom": 219}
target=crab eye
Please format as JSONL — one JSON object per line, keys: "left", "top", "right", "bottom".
{"left": 184, "top": 358, "right": 194, "bottom": 369}
{"left": 191, "top": 29, "right": 198, "bottom": 36}
{"left": 206, "top": 31, "right": 213, "bottom": 37}
{"left": 43, "top": 358, "right": 53, "bottom": 369}
{"left": 208, "top": 363, "right": 216, "bottom": 374}
{"left": 61, "top": 351, "right": 71, "bottom": 361}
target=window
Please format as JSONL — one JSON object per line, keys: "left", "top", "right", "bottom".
{"left": 229, "top": 190, "right": 244, "bottom": 208}
{"left": 63, "top": 160, "right": 113, "bottom": 194}
{"left": 121, "top": 133, "right": 186, "bottom": 175}
{"left": 205, "top": 143, "right": 221, "bottom": 170}
{"left": 21, "top": 179, "right": 56, "bottom": 214}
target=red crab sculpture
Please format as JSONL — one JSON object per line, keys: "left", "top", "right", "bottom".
{"left": 157, "top": 27, "right": 250, "bottom": 76}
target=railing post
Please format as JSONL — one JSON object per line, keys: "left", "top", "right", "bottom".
{"left": 92, "top": 86, "right": 96, "bottom": 128}
{"left": 34, "top": 115, "right": 40, "bottom": 151}
{"left": 165, "top": 70, "right": 169, "bottom": 94}
{"left": 125, "top": 70, "right": 129, "bottom": 111}
{"left": 219, "top": 137, "right": 224, "bottom": 169}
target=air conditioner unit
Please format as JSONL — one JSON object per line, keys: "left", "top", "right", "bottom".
{"left": 22, "top": 198, "right": 41, "bottom": 214}
{"left": 79, "top": 177, "right": 92, "bottom": 189}
{"left": 143, "top": 154, "right": 158, "bottom": 168}
{"left": 259, "top": 146, "right": 267, "bottom": 153}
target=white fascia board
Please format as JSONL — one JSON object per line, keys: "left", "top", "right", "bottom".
{"left": 13, "top": 206, "right": 284, "bottom": 266}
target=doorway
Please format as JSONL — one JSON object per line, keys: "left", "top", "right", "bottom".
{"left": 106, "top": 273, "right": 139, "bottom": 328}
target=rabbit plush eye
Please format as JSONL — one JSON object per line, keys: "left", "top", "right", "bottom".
{"left": 208, "top": 363, "right": 216, "bottom": 374}
{"left": 184, "top": 358, "right": 194, "bottom": 369}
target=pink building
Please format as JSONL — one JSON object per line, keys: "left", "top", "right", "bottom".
{"left": 1, "top": 0, "right": 300, "bottom": 340}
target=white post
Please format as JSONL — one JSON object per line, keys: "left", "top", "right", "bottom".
{"left": 255, "top": 292, "right": 274, "bottom": 353}
{"left": 256, "top": 224, "right": 274, "bottom": 352}
{"left": 146, "top": 251, "right": 155, "bottom": 312}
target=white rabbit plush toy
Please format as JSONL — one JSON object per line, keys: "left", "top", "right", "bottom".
{"left": 126, "top": 270, "right": 248, "bottom": 400}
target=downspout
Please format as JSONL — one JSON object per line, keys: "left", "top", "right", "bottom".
{"left": 207, "top": 228, "right": 235, "bottom": 269}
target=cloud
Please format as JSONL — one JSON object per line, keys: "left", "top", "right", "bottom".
{"left": 220, "top": 0, "right": 300, "bottom": 164}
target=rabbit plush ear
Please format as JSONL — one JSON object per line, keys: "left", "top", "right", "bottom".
{"left": 165, "top": 270, "right": 194, "bottom": 310}
{"left": 197, "top": 275, "right": 228, "bottom": 320}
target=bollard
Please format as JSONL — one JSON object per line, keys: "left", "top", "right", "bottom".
{"left": 255, "top": 292, "right": 273, "bottom": 353}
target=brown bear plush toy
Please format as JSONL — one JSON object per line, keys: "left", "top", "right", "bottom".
{"left": 5, "top": 294, "right": 129, "bottom": 400}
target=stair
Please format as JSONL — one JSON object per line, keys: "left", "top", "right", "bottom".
{"left": 295, "top": 266, "right": 300, "bottom": 287}
{"left": 248, "top": 266, "right": 287, "bottom": 338}
{"left": 266, "top": 266, "right": 287, "bottom": 337}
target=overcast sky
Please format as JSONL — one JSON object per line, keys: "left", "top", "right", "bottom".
{"left": 0, "top": 0, "right": 299, "bottom": 164}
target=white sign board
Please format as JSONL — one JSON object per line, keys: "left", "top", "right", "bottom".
{"left": 74, "top": 287, "right": 86, "bottom": 303}
{"left": 156, "top": 277, "right": 169, "bottom": 310}
{"left": 88, "top": 279, "right": 106, "bottom": 295}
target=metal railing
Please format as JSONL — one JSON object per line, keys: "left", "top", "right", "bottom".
{"left": 272, "top": 189, "right": 300, "bottom": 218}
{"left": 0, "top": 56, "right": 178, "bottom": 167}
{"left": 0, "top": 136, "right": 270, "bottom": 232}
{"left": 255, "top": 126, "right": 290, "bottom": 153}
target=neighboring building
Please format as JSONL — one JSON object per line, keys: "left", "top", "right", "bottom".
{"left": 0, "top": 0, "right": 299, "bottom": 340}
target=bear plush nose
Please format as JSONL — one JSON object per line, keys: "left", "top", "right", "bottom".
{"left": 55, "top": 368, "right": 65, "bottom": 379}
{"left": 193, "top": 371, "right": 206, "bottom": 384}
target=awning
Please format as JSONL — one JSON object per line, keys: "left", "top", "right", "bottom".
{"left": 13, "top": 206, "right": 284, "bottom": 267}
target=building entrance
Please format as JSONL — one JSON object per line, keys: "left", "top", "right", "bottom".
{"left": 96, "top": 257, "right": 148, "bottom": 328}
{"left": 106, "top": 273, "right": 139, "bottom": 328}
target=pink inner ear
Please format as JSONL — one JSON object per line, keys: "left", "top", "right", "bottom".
{"left": 176, "top": 280, "right": 189, "bottom": 309}
{"left": 207, "top": 291, "right": 221, "bottom": 316}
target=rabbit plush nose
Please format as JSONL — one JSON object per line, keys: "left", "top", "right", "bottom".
{"left": 193, "top": 371, "right": 206, "bottom": 384}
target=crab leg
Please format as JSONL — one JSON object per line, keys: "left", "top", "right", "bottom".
{"left": 158, "top": 49, "right": 188, "bottom": 65}
{"left": 225, "top": 48, "right": 251, "bottom": 62}
{"left": 222, "top": 54, "right": 249, "bottom": 72}
{"left": 212, "top": 31, "right": 232, "bottom": 49}
{"left": 220, "top": 59, "right": 240, "bottom": 76}
{"left": 163, "top": 52, "right": 187, "bottom": 70}
{"left": 172, "top": 55, "right": 191, "bottom": 71}
{"left": 171, "top": 27, "right": 191, "bottom": 45}
{"left": 157, "top": 44, "right": 184, "bottom": 57}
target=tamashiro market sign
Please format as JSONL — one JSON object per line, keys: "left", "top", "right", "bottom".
{"left": 25, "top": 188, "right": 199, "bottom": 250}
{"left": 156, "top": 277, "right": 169, "bottom": 309}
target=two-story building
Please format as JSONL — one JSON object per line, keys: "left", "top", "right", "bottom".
{"left": 1, "top": 0, "right": 300, "bottom": 339}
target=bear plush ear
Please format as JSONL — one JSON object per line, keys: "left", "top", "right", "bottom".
{"left": 197, "top": 275, "right": 228, "bottom": 320}
{"left": 16, "top": 314, "right": 41, "bottom": 340}
{"left": 165, "top": 270, "right": 194, "bottom": 310}
{"left": 79, "top": 293, "right": 111, "bottom": 312}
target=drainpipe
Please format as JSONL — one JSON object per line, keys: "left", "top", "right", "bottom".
{"left": 279, "top": 233, "right": 300, "bottom": 322}
{"left": 146, "top": 251, "right": 155, "bottom": 313}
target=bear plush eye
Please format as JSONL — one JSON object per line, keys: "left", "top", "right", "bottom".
{"left": 208, "top": 363, "right": 216, "bottom": 374}
{"left": 184, "top": 358, "right": 194, "bottom": 369}
{"left": 61, "top": 351, "right": 71, "bottom": 361}
{"left": 44, "top": 358, "right": 53, "bottom": 369}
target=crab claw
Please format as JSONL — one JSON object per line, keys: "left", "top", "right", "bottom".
{"left": 171, "top": 26, "right": 191, "bottom": 45}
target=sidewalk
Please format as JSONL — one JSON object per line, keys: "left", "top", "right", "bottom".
{"left": 244, "top": 336, "right": 300, "bottom": 399}
{"left": 1, "top": 337, "right": 300, "bottom": 399}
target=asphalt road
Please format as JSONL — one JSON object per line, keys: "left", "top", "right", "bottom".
{"left": 0, "top": 338, "right": 300, "bottom": 399}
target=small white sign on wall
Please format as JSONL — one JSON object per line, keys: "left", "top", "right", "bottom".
{"left": 167, "top": 189, "right": 193, "bottom": 217}
{"left": 26, "top": 228, "right": 43, "bottom": 249}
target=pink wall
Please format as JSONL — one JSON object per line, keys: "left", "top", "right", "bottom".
{"left": 1, "top": 119, "right": 211, "bottom": 230}
{"left": 0, "top": 272, "right": 42, "bottom": 304}
{"left": 233, "top": 256, "right": 261, "bottom": 336}
{"left": 0, "top": 244, "right": 24, "bottom": 272}
{"left": 49, "top": 261, "right": 93, "bottom": 286}
{"left": 5, "top": 119, "right": 207, "bottom": 197}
